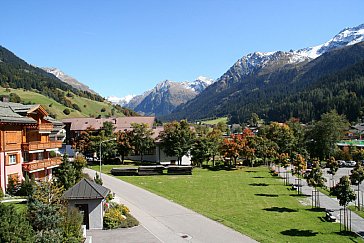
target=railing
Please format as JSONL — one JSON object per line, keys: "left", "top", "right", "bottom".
{"left": 38, "top": 123, "right": 53, "bottom": 132}
{"left": 22, "top": 157, "right": 62, "bottom": 172}
{"left": 22, "top": 141, "right": 63, "bottom": 151}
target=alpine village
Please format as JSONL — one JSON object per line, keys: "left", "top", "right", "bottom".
{"left": 3, "top": 19, "right": 364, "bottom": 243}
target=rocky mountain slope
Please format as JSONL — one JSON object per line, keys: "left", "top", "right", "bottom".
{"left": 42, "top": 67, "right": 97, "bottom": 94}
{"left": 108, "top": 76, "right": 214, "bottom": 116}
{"left": 165, "top": 23, "right": 364, "bottom": 123}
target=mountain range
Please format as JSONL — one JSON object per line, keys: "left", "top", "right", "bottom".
{"left": 108, "top": 76, "right": 214, "bottom": 116}
{"left": 164, "top": 23, "right": 364, "bottom": 123}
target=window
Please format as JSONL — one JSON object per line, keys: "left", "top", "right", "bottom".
{"left": 8, "top": 154, "right": 17, "bottom": 165}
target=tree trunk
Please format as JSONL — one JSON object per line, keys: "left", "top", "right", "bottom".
{"left": 141, "top": 153, "right": 143, "bottom": 163}
{"left": 121, "top": 153, "right": 125, "bottom": 164}
{"left": 212, "top": 155, "right": 215, "bottom": 167}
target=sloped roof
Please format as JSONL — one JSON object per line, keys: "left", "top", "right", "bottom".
{"left": 0, "top": 102, "right": 36, "bottom": 124}
{"left": 62, "top": 116, "right": 155, "bottom": 132}
{"left": 62, "top": 178, "right": 110, "bottom": 200}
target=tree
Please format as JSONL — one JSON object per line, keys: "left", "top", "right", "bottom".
{"left": 326, "top": 156, "right": 339, "bottom": 188}
{"left": 27, "top": 179, "right": 64, "bottom": 242}
{"left": 305, "top": 159, "right": 326, "bottom": 207}
{"left": 158, "top": 120, "right": 195, "bottom": 165}
{"left": 306, "top": 110, "right": 349, "bottom": 160}
{"left": 101, "top": 121, "right": 115, "bottom": 137}
{"left": 0, "top": 203, "right": 34, "bottom": 242}
{"left": 220, "top": 134, "right": 243, "bottom": 167}
{"left": 263, "top": 122, "right": 295, "bottom": 155}
{"left": 54, "top": 155, "right": 76, "bottom": 190}
{"left": 207, "top": 128, "right": 223, "bottom": 166}
{"left": 277, "top": 153, "right": 290, "bottom": 185}
{"left": 254, "top": 136, "right": 278, "bottom": 166}
{"left": 191, "top": 136, "right": 210, "bottom": 167}
{"left": 73, "top": 154, "right": 87, "bottom": 182}
{"left": 331, "top": 176, "right": 356, "bottom": 231}
{"left": 130, "top": 123, "right": 155, "bottom": 163}
{"left": 116, "top": 130, "right": 133, "bottom": 164}
{"left": 292, "top": 154, "right": 307, "bottom": 195}
{"left": 350, "top": 163, "right": 364, "bottom": 210}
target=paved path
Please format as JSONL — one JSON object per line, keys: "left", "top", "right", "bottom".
{"left": 275, "top": 166, "right": 364, "bottom": 237}
{"left": 88, "top": 225, "right": 160, "bottom": 243}
{"left": 85, "top": 168, "right": 257, "bottom": 243}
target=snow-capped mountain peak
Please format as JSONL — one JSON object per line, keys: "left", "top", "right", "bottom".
{"left": 221, "top": 23, "right": 364, "bottom": 83}
{"left": 107, "top": 95, "right": 135, "bottom": 105}
{"left": 296, "top": 23, "right": 364, "bottom": 59}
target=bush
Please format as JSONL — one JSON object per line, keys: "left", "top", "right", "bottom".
{"left": 0, "top": 203, "right": 35, "bottom": 242}
{"left": 101, "top": 108, "right": 106, "bottom": 112}
{"left": 72, "top": 103, "right": 81, "bottom": 112}
{"left": 63, "top": 108, "right": 71, "bottom": 115}
{"left": 0, "top": 188, "right": 4, "bottom": 198}
{"left": 103, "top": 203, "right": 138, "bottom": 229}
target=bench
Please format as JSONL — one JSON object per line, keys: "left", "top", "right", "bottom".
{"left": 138, "top": 165, "right": 165, "bottom": 176}
{"left": 167, "top": 166, "right": 193, "bottom": 175}
{"left": 110, "top": 167, "right": 138, "bottom": 176}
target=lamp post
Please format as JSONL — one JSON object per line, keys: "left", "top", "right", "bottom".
{"left": 99, "top": 138, "right": 116, "bottom": 179}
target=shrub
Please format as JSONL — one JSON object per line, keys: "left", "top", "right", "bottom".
{"left": 6, "top": 175, "right": 19, "bottom": 196}
{"left": 72, "top": 103, "right": 81, "bottom": 112}
{"left": 103, "top": 203, "right": 138, "bottom": 229}
{"left": 101, "top": 108, "right": 106, "bottom": 112}
{"left": 61, "top": 207, "right": 83, "bottom": 242}
{"left": 0, "top": 204, "right": 35, "bottom": 242}
{"left": 0, "top": 188, "right": 4, "bottom": 198}
{"left": 63, "top": 108, "right": 71, "bottom": 115}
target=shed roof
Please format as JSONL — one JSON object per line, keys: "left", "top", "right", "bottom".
{"left": 62, "top": 178, "right": 110, "bottom": 200}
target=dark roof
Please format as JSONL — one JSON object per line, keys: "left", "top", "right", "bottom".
{"left": 0, "top": 102, "right": 36, "bottom": 124}
{"left": 62, "top": 179, "right": 110, "bottom": 200}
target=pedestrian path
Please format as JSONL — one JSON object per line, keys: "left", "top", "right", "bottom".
{"left": 275, "top": 166, "right": 364, "bottom": 237}
{"left": 84, "top": 168, "right": 257, "bottom": 243}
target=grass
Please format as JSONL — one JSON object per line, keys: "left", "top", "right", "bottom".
{"left": 348, "top": 206, "right": 364, "bottom": 219}
{"left": 200, "top": 117, "right": 228, "bottom": 125}
{"left": 1, "top": 200, "right": 28, "bottom": 213}
{"left": 107, "top": 167, "right": 362, "bottom": 243}
{"left": 89, "top": 164, "right": 138, "bottom": 174}
{"left": 0, "top": 88, "right": 124, "bottom": 119}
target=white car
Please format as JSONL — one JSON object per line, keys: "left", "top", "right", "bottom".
{"left": 338, "top": 160, "right": 346, "bottom": 167}
{"left": 346, "top": 161, "right": 356, "bottom": 167}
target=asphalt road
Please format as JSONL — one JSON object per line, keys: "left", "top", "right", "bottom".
{"left": 84, "top": 168, "right": 257, "bottom": 243}
{"left": 323, "top": 167, "right": 364, "bottom": 191}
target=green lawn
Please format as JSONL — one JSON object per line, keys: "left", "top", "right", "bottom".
{"left": 348, "top": 206, "right": 364, "bottom": 219}
{"left": 105, "top": 167, "right": 361, "bottom": 243}
{"left": 1, "top": 200, "right": 27, "bottom": 213}
{"left": 200, "top": 117, "right": 228, "bottom": 125}
{"left": 0, "top": 88, "right": 125, "bottom": 119}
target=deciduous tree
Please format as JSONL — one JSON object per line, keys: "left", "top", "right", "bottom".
{"left": 159, "top": 120, "right": 195, "bottom": 165}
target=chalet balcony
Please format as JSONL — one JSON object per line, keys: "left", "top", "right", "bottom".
{"left": 38, "top": 123, "right": 53, "bottom": 132}
{"left": 22, "top": 157, "right": 62, "bottom": 172}
{"left": 22, "top": 141, "right": 63, "bottom": 151}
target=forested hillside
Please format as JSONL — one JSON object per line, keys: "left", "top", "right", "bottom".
{"left": 166, "top": 42, "right": 364, "bottom": 123}
{"left": 0, "top": 45, "right": 138, "bottom": 118}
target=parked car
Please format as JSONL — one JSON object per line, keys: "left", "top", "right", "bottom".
{"left": 338, "top": 160, "right": 346, "bottom": 167}
{"left": 346, "top": 160, "right": 356, "bottom": 167}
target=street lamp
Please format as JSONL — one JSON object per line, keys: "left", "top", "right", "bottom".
{"left": 99, "top": 138, "right": 116, "bottom": 179}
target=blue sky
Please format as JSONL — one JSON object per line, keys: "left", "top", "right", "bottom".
{"left": 0, "top": 1, "right": 363, "bottom": 98}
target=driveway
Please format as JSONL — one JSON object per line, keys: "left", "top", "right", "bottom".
{"left": 84, "top": 168, "right": 256, "bottom": 243}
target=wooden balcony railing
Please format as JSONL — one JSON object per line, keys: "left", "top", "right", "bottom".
{"left": 22, "top": 141, "right": 63, "bottom": 151}
{"left": 22, "top": 157, "right": 62, "bottom": 172}
{"left": 38, "top": 123, "right": 53, "bottom": 132}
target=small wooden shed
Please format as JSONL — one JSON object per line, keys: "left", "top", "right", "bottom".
{"left": 62, "top": 179, "right": 110, "bottom": 229}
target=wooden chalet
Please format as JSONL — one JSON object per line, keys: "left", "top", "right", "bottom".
{"left": 0, "top": 101, "right": 64, "bottom": 193}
